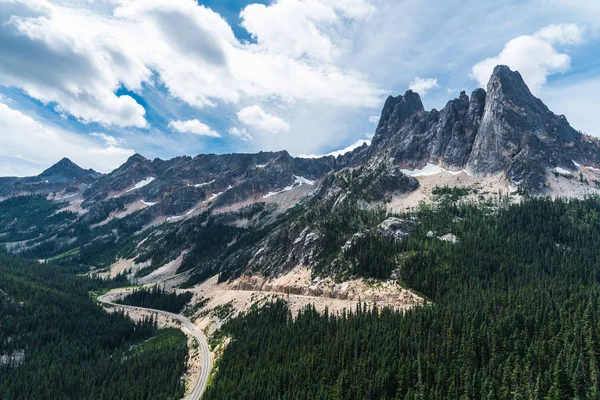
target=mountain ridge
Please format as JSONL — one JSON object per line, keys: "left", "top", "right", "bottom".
{"left": 2, "top": 65, "right": 600, "bottom": 289}
{"left": 5, "top": 65, "right": 599, "bottom": 199}
{"left": 350, "top": 65, "right": 600, "bottom": 192}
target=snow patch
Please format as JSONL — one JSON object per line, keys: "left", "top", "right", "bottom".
{"left": 553, "top": 167, "right": 573, "bottom": 176}
{"left": 400, "top": 163, "right": 469, "bottom": 177}
{"left": 125, "top": 177, "right": 155, "bottom": 193}
{"left": 263, "top": 175, "right": 315, "bottom": 198}
{"left": 166, "top": 207, "right": 196, "bottom": 221}
{"left": 586, "top": 166, "right": 600, "bottom": 173}
{"left": 256, "top": 164, "right": 268, "bottom": 168}
{"left": 209, "top": 192, "right": 223, "bottom": 200}
{"left": 572, "top": 160, "right": 581, "bottom": 168}
{"left": 191, "top": 180, "right": 215, "bottom": 188}
{"left": 141, "top": 200, "right": 157, "bottom": 207}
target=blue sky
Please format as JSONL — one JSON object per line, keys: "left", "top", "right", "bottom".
{"left": 0, "top": 0, "right": 599, "bottom": 176}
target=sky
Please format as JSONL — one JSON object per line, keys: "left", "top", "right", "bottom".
{"left": 0, "top": 0, "right": 599, "bottom": 176}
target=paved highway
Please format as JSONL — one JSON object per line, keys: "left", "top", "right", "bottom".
{"left": 98, "top": 291, "right": 212, "bottom": 400}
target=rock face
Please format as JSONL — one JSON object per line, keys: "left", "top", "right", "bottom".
{"left": 466, "top": 65, "right": 595, "bottom": 190}
{"left": 351, "top": 65, "right": 600, "bottom": 192}
{"left": 378, "top": 218, "right": 417, "bottom": 239}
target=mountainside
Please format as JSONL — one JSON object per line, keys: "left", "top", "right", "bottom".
{"left": 1, "top": 65, "right": 600, "bottom": 290}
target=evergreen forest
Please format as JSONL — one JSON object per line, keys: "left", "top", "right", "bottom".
{"left": 0, "top": 254, "right": 188, "bottom": 400}
{"left": 205, "top": 196, "right": 600, "bottom": 400}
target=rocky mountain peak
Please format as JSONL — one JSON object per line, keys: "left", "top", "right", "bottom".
{"left": 487, "top": 65, "right": 532, "bottom": 100}
{"left": 373, "top": 90, "right": 424, "bottom": 145}
{"left": 39, "top": 157, "right": 98, "bottom": 183}
{"left": 40, "top": 157, "right": 78, "bottom": 175}
{"left": 354, "top": 64, "right": 600, "bottom": 192}
{"left": 124, "top": 153, "right": 149, "bottom": 165}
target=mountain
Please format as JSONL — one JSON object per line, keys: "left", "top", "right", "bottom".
{"left": 0, "top": 158, "right": 99, "bottom": 198}
{"left": 351, "top": 65, "right": 600, "bottom": 191}
{"left": 39, "top": 157, "right": 99, "bottom": 184}
{"left": 1, "top": 65, "right": 600, "bottom": 288}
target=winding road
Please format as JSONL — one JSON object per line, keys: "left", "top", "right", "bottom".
{"left": 98, "top": 291, "right": 212, "bottom": 400}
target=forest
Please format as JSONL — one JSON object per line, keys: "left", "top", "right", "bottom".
{"left": 205, "top": 196, "right": 600, "bottom": 399}
{"left": 116, "top": 285, "right": 193, "bottom": 313}
{"left": 0, "top": 254, "right": 188, "bottom": 400}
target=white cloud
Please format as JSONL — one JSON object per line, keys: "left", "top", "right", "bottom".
{"left": 0, "top": 101, "right": 134, "bottom": 176}
{"left": 237, "top": 105, "right": 290, "bottom": 134}
{"left": 300, "top": 138, "right": 370, "bottom": 158}
{"left": 2, "top": 0, "right": 599, "bottom": 164}
{"left": 325, "top": 139, "right": 371, "bottom": 157}
{"left": 0, "top": 0, "right": 148, "bottom": 128}
{"left": 168, "top": 119, "right": 221, "bottom": 137}
{"left": 409, "top": 77, "right": 440, "bottom": 95}
{"left": 368, "top": 115, "right": 379, "bottom": 123}
{"left": 240, "top": 0, "right": 375, "bottom": 61}
{"left": 228, "top": 127, "right": 253, "bottom": 141}
{"left": 90, "top": 132, "right": 122, "bottom": 147}
{"left": 471, "top": 24, "right": 584, "bottom": 94}
{"left": 536, "top": 23, "right": 583, "bottom": 45}
{"left": 0, "top": 0, "right": 383, "bottom": 131}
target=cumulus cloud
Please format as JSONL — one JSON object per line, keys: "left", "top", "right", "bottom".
{"left": 0, "top": 0, "right": 383, "bottom": 132}
{"left": 368, "top": 115, "right": 379, "bottom": 123}
{"left": 237, "top": 105, "right": 290, "bottom": 134}
{"left": 240, "top": 0, "right": 375, "bottom": 61}
{"left": 228, "top": 127, "right": 253, "bottom": 141}
{"left": 0, "top": 101, "right": 134, "bottom": 176}
{"left": 536, "top": 23, "right": 583, "bottom": 45}
{"left": 471, "top": 23, "right": 584, "bottom": 94}
{"left": 409, "top": 77, "right": 440, "bottom": 95}
{"left": 168, "top": 119, "right": 221, "bottom": 137}
{"left": 0, "top": 0, "right": 148, "bottom": 127}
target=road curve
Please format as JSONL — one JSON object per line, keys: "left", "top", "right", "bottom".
{"left": 98, "top": 291, "right": 212, "bottom": 400}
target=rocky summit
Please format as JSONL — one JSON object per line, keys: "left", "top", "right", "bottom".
{"left": 350, "top": 65, "right": 600, "bottom": 192}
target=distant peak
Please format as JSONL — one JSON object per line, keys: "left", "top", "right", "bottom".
{"left": 491, "top": 64, "right": 513, "bottom": 76}
{"left": 57, "top": 157, "right": 77, "bottom": 166}
{"left": 383, "top": 90, "right": 424, "bottom": 115}
{"left": 487, "top": 65, "right": 532, "bottom": 99}
{"left": 39, "top": 157, "right": 97, "bottom": 182}
{"left": 40, "top": 158, "right": 82, "bottom": 175}
{"left": 125, "top": 153, "right": 149, "bottom": 164}
{"left": 372, "top": 91, "right": 424, "bottom": 145}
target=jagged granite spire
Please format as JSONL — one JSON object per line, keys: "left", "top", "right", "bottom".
{"left": 353, "top": 64, "right": 600, "bottom": 192}
{"left": 466, "top": 65, "right": 593, "bottom": 189}
{"left": 372, "top": 90, "right": 424, "bottom": 146}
